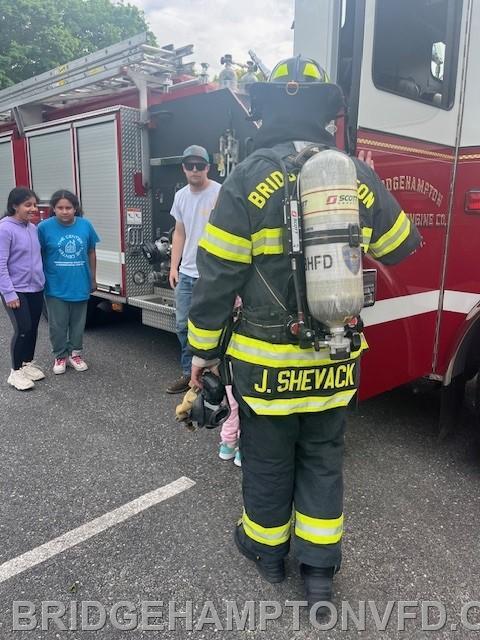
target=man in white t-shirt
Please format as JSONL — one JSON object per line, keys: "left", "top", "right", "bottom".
{"left": 166, "top": 145, "right": 222, "bottom": 394}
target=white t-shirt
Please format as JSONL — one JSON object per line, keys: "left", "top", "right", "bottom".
{"left": 170, "top": 180, "right": 221, "bottom": 278}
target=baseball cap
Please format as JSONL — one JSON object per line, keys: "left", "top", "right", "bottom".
{"left": 182, "top": 145, "right": 210, "bottom": 163}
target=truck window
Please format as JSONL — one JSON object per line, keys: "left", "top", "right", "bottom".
{"left": 372, "top": 0, "right": 463, "bottom": 110}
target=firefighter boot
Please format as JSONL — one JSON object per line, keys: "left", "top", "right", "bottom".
{"left": 234, "top": 524, "right": 285, "bottom": 584}
{"left": 300, "top": 564, "right": 335, "bottom": 618}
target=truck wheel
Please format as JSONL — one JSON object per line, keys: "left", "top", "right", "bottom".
{"left": 473, "top": 373, "right": 480, "bottom": 426}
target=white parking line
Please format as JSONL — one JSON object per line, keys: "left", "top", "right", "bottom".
{"left": 0, "top": 476, "right": 196, "bottom": 584}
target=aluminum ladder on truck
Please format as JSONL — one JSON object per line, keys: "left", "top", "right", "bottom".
{"left": 0, "top": 32, "right": 197, "bottom": 134}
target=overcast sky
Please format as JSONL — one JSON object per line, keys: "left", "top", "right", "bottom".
{"left": 128, "top": 0, "right": 295, "bottom": 78}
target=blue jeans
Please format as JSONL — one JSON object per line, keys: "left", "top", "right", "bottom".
{"left": 175, "top": 272, "right": 197, "bottom": 376}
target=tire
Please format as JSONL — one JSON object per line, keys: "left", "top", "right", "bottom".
{"left": 473, "top": 373, "right": 480, "bottom": 424}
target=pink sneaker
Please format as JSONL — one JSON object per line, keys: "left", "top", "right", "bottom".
{"left": 53, "top": 357, "right": 67, "bottom": 375}
{"left": 68, "top": 352, "right": 88, "bottom": 372}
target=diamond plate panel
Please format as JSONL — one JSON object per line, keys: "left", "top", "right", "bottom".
{"left": 154, "top": 286, "right": 175, "bottom": 304}
{"left": 142, "top": 307, "right": 176, "bottom": 332}
{"left": 120, "top": 107, "right": 154, "bottom": 297}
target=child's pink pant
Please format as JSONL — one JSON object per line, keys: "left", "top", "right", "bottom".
{"left": 220, "top": 385, "right": 240, "bottom": 444}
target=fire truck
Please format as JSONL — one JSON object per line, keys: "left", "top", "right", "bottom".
{"left": 0, "top": 33, "right": 257, "bottom": 330}
{"left": 0, "top": 0, "right": 479, "bottom": 431}
{"left": 294, "top": 0, "right": 480, "bottom": 431}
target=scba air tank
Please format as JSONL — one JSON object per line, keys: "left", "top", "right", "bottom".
{"left": 299, "top": 149, "right": 364, "bottom": 335}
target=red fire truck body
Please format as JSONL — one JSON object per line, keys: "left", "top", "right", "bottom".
{"left": 295, "top": 0, "right": 480, "bottom": 421}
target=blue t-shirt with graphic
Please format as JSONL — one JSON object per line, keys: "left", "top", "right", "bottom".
{"left": 38, "top": 217, "right": 100, "bottom": 302}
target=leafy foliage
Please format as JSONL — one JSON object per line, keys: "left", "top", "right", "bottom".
{"left": 0, "top": 0, "right": 156, "bottom": 88}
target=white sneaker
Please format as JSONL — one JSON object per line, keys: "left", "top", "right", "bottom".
{"left": 68, "top": 351, "right": 88, "bottom": 372}
{"left": 22, "top": 361, "right": 45, "bottom": 381}
{"left": 7, "top": 369, "right": 35, "bottom": 391}
{"left": 53, "top": 357, "right": 67, "bottom": 374}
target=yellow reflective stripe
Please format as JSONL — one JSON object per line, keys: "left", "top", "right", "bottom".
{"left": 361, "top": 226, "right": 372, "bottom": 252}
{"left": 295, "top": 511, "right": 344, "bottom": 544}
{"left": 199, "top": 238, "right": 252, "bottom": 263}
{"left": 243, "top": 510, "right": 291, "bottom": 546}
{"left": 251, "top": 227, "right": 284, "bottom": 256}
{"left": 187, "top": 319, "right": 223, "bottom": 350}
{"left": 303, "top": 62, "right": 321, "bottom": 79}
{"left": 271, "top": 63, "right": 289, "bottom": 80}
{"left": 204, "top": 223, "right": 251, "bottom": 250}
{"left": 242, "top": 391, "right": 357, "bottom": 415}
{"left": 227, "top": 332, "right": 367, "bottom": 368}
{"left": 199, "top": 223, "right": 252, "bottom": 264}
{"left": 369, "top": 211, "right": 411, "bottom": 258}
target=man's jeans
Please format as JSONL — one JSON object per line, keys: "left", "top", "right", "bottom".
{"left": 174, "top": 272, "right": 197, "bottom": 377}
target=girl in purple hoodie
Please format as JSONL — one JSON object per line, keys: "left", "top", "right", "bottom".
{"left": 0, "top": 187, "right": 46, "bottom": 390}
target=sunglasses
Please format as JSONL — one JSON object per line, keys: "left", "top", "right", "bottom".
{"left": 183, "top": 162, "right": 208, "bottom": 171}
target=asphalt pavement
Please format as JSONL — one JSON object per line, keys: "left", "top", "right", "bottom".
{"left": 1, "top": 307, "right": 480, "bottom": 639}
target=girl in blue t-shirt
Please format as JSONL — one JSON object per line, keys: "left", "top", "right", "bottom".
{"left": 38, "top": 190, "right": 100, "bottom": 375}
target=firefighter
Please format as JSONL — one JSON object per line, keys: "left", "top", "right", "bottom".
{"left": 187, "top": 56, "right": 421, "bottom": 610}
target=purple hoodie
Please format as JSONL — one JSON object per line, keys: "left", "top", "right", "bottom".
{"left": 0, "top": 217, "right": 45, "bottom": 303}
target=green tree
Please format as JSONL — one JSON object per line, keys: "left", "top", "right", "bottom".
{"left": 0, "top": 0, "right": 156, "bottom": 89}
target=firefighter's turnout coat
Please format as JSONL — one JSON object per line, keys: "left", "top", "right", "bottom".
{"left": 188, "top": 141, "right": 421, "bottom": 413}
{"left": 188, "top": 140, "right": 421, "bottom": 566}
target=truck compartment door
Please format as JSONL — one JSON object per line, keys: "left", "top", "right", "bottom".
{"left": 0, "top": 136, "right": 15, "bottom": 207}
{"left": 27, "top": 126, "right": 75, "bottom": 202}
{"left": 75, "top": 117, "right": 123, "bottom": 293}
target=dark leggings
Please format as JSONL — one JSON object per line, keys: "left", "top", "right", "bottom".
{"left": 1, "top": 291, "right": 44, "bottom": 370}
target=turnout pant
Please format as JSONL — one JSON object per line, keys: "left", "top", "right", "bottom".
{"left": 239, "top": 406, "right": 347, "bottom": 568}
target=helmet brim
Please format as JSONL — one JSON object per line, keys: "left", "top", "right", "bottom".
{"left": 249, "top": 81, "right": 344, "bottom": 111}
